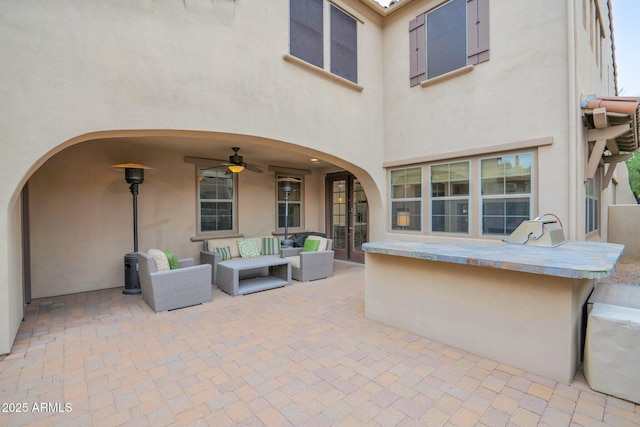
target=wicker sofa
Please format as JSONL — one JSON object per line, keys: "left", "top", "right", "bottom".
{"left": 200, "top": 236, "right": 282, "bottom": 285}
{"left": 201, "top": 235, "right": 334, "bottom": 283}
{"left": 137, "top": 251, "right": 212, "bottom": 312}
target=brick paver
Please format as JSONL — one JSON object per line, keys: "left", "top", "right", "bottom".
{"left": 0, "top": 261, "right": 638, "bottom": 426}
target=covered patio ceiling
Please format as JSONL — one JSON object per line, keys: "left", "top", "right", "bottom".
{"left": 91, "top": 133, "right": 338, "bottom": 173}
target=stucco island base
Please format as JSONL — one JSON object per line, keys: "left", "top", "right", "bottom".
{"left": 363, "top": 241, "right": 624, "bottom": 384}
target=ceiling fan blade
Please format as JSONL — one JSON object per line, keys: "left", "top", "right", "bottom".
{"left": 244, "top": 163, "right": 263, "bottom": 173}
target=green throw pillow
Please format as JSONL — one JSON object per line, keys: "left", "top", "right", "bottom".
{"left": 261, "top": 237, "right": 281, "bottom": 256}
{"left": 301, "top": 239, "right": 320, "bottom": 252}
{"left": 213, "top": 246, "right": 232, "bottom": 261}
{"left": 237, "top": 239, "right": 260, "bottom": 258}
{"left": 164, "top": 250, "right": 180, "bottom": 269}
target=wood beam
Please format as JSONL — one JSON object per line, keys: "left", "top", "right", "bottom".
{"left": 603, "top": 153, "right": 633, "bottom": 164}
{"left": 587, "top": 123, "right": 631, "bottom": 142}
{"left": 593, "top": 107, "right": 608, "bottom": 129}
{"left": 586, "top": 139, "right": 606, "bottom": 181}
{"left": 602, "top": 153, "right": 633, "bottom": 189}
{"left": 606, "top": 139, "right": 620, "bottom": 154}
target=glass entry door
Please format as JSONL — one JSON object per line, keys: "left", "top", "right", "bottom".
{"left": 326, "top": 172, "right": 368, "bottom": 263}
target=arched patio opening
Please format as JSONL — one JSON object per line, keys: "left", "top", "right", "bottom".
{"left": 20, "top": 129, "right": 383, "bottom": 300}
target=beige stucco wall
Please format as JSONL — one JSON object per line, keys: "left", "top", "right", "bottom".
{"left": 609, "top": 204, "right": 640, "bottom": 260}
{"left": 380, "top": 0, "right": 573, "bottom": 237}
{"left": 365, "top": 252, "right": 596, "bottom": 383}
{"left": 0, "top": 0, "right": 386, "bottom": 353}
{"left": 380, "top": 0, "right": 620, "bottom": 242}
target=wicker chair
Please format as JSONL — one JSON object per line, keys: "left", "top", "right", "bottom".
{"left": 137, "top": 252, "right": 212, "bottom": 312}
{"left": 281, "top": 237, "right": 334, "bottom": 281}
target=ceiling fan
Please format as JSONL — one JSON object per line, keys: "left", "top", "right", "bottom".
{"left": 222, "top": 147, "right": 263, "bottom": 173}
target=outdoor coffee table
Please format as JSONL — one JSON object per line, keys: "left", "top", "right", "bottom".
{"left": 216, "top": 257, "right": 291, "bottom": 296}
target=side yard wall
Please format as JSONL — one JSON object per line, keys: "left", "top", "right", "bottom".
{"left": 609, "top": 204, "right": 640, "bottom": 260}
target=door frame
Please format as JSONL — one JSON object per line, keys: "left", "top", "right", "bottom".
{"left": 325, "top": 172, "right": 367, "bottom": 263}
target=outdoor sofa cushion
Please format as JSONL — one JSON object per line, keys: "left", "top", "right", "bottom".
{"left": 148, "top": 248, "right": 171, "bottom": 271}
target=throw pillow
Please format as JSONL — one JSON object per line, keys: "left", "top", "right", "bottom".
{"left": 307, "top": 236, "right": 328, "bottom": 251}
{"left": 148, "top": 248, "right": 170, "bottom": 271}
{"left": 212, "top": 246, "right": 232, "bottom": 261}
{"left": 261, "top": 237, "right": 281, "bottom": 256}
{"left": 301, "top": 238, "right": 320, "bottom": 253}
{"left": 164, "top": 250, "right": 180, "bottom": 269}
{"left": 237, "top": 239, "right": 260, "bottom": 258}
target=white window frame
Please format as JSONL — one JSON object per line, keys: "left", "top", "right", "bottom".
{"left": 479, "top": 152, "right": 534, "bottom": 236}
{"left": 196, "top": 167, "right": 238, "bottom": 237}
{"left": 585, "top": 172, "right": 600, "bottom": 235}
{"left": 429, "top": 161, "right": 471, "bottom": 234}
{"left": 390, "top": 167, "right": 423, "bottom": 232}
{"left": 276, "top": 173, "right": 304, "bottom": 233}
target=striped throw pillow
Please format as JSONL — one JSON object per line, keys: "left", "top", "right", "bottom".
{"left": 212, "top": 246, "right": 232, "bottom": 261}
{"left": 261, "top": 237, "right": 281, "bottom": 256}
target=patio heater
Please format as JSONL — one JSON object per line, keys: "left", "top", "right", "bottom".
{"left": 112, "top": 163, "right": 153, "bottom": 295}
{"left": 276, "top": 177, "right": 301, "bottom": 247}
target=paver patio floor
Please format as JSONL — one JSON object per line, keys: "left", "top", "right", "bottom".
{"left": 1, "top": 261, "right": 639, "bottom": 426}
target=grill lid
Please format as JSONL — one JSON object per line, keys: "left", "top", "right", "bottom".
{"left": 505, "top": 214, "right": 565, "bottom": 247}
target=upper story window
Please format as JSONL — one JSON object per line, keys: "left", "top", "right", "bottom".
{"left": 290, "top": 0, "right": 358, "bottom": 83}
{"left": 290, "top": 0, "right": 324, "bottom": 69}
{"left": 480, "top": 153, "right": 533, "bottom": 236}
{"left": 197, "top": 168, "right": 237, "bottom": 235}
{"left": 390, "top": 168, "right": 422, "bottom": 231}
{"left": 409, "top": 0, "right": 489, "bottom": 86}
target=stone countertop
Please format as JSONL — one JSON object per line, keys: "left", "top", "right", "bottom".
{"left": 362, "top": 240, "right": 625, "bottom": 279}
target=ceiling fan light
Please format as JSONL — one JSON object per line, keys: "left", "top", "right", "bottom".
{"left": 228, "top": 164, "right": 245, "bottom": 173}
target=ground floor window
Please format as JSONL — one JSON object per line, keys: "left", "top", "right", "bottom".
{"left": 430, "top": 161, "right": 470, "bottom": 233}
{"left": 480, "top": 153, "right": 533, "bottom": 235}
{"left": 389, "top": 151, "right": 534, "bottom": 237}
{"left": 277, "top": 174, "right": 303, "bottom": 231}
{"left": 585, "top": 173, "right": 600, "bottom": 234}
{"left": 198, "top": 168, "right": 236, "bottom": 234}
{"left": 390, "top": 168, "right": 422, "bottom": 231}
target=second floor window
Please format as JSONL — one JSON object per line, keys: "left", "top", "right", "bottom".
{"left": 409, "top": 0, "right": 489, "bottom": 86}
{"left": 290, "top": 0, "right": 358, "bottom": 83}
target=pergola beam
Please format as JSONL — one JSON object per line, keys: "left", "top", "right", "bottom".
{"left": 602, "top": 153, "right": 633, "bottom": 189}
{"left": 585, "top": 124, "right": 632, "bottom": 181}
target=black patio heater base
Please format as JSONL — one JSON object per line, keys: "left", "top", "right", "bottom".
{"left": 123, "top": 252, "right": 141, "bottom": 295}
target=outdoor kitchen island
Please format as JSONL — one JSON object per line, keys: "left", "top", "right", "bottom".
{"left": 362, "top": 240, "right": 625, "bottom": 383}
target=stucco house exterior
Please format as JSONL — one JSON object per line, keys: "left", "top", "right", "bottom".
{"left": 1, "top": 0, "right": 638, "bottom": 356}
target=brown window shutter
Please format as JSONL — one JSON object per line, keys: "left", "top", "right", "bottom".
{"left": 409, "top": 14, "right": 426, "bottom": 86}
{"left": 467, "top": 0, "right": 490, "bottom": 65}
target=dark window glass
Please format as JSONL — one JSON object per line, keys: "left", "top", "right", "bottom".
{"left": 290, "top": 0, "right": 324, "bottom": 68}
{"left": 482, "top": 199, "right": 529, "bottom": 235}
{"left": 198, "top": 169, "right": 234, "bottom": 233}
{"left": 330, "top": 5, "right": 357, "bottom": 83}
{"left": 426, "top": 0, "right": 467, "bottom": 79}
